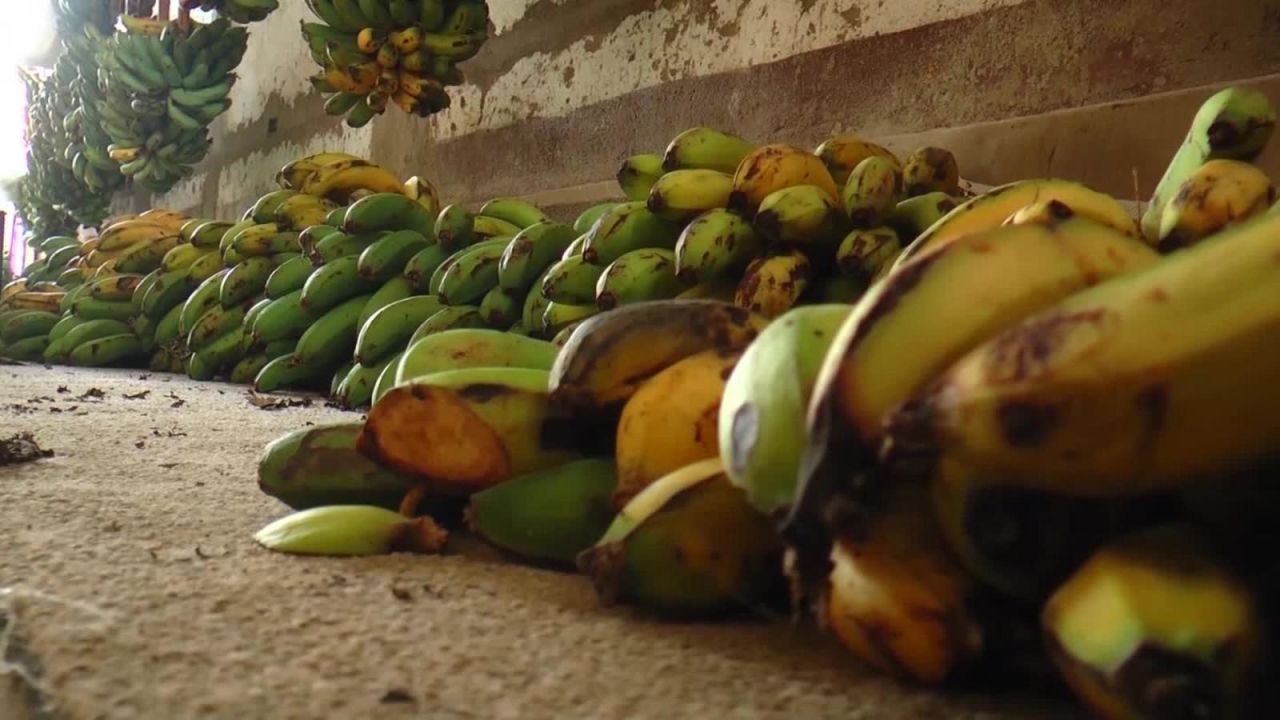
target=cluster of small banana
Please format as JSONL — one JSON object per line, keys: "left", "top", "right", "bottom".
{"left": 302, "top": 0, "right": 488, "bottom": 126}
{"left": 179, "top": 0, "right": 280, "bottom": 25}
{"left": 94, "top": 16, "right": 248, "bottom": 193}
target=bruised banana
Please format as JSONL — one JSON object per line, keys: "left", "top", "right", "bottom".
{"left": 674, "top": 208, "right": 763, "bottom": 284}
{"left": 358, "top": 367, "right": 597, "bottom": 494}
{"left": 835, "top": 226, "right": 901, "bottom": 286}
{"left": 582, "top": 201, "right": 681, "bottom": 266}
{"left": 479, "top": 287, "right": 520, "bottom": 328}
{"left": 755, "top": 183, "right": 846, "bottom": 247}
{"left": 614, "top": 348, "right": 740, "bottom": 509}
{"left": 257, "top": 422, "right": 420, "bottom": 510}
{"left": 843, "top": 155, "right": 903, "bottom": 227}
{"left": 467, "top": 458, "right": 617, "bottom": 568}
{"left": 577, "top": 457, "right": 784, "bottom": 618}
{"left": 1157, "top": 158, "right": 1275, "bottom": 251}
{"left": 541, "top": 254, "right": 604, "bottom": 305}
{"left": 730, "top": 144, "right": 839, "bottom": 214}
{"left": 733, "top": 249, "right": 811, "bottom": 320}
{"left": 901, "top": 146, "right": 960, "bottom": 197}
{"left": 885, "top": 211, "right": 1280, "bottom": 497}
{"left": 815, "top": 134, "right": 899, "bottom": 186}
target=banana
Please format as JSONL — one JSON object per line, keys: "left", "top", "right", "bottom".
{"left": 273, "top": 195, "right": 338, "bottom": 233}
{"left": 357, "top": 229, "right": 430, "bottom": 282}
{"left": 358, "top": 276, "right": 416, "bottom": 327}
{"left": 731, "top": 144, "right": 839, "bottom": 214}
{"left": 467, "top": 458, "right": 617, "bottom": 568}
{"left": 476, "top": 287, "right": 518, "bottom": 328}
{"left": 86, "top": 274, "right": 144, "bottom": 302}
{"left": 219, "top": 256, "right": 273, "bottom": 307}
{"left": 227, "top": 223, "right": 280, "bottom": 257}
{"left": 359, "top": 367, "right": 594, "bottom": 493}
{"left": 755, "top": 184, "right": 846, "bottom": 247}
{"left": 68, "top": 333, "right": 143, "bottom": 367}
{"left": 1043, "top": 525, "right": 1264, "bottom": 720}
{"left": 263, "top": 338, "right": 297, "bottom": 361}
{"left": 403, "top": 244, "right": 452, "bottom": 292}
{"left": 433, "top": 203, "right": 476, "bottom": 250}
{"left": 497, "top": 222, "right": 579, "bottom": 293}
{"left": 335, "top": 357, "right": 397, "bottom": 408}
{"left": 581, "top": 201, "right": 681, "bottom": 266}
{"left": 646, "top": 169, "right": 734, "bottom": 222}
{"left": 617, "top": 153, "right": 664, "bottom": 202}
{"left": 114, "top": 235, "right": 183, "bottom": 274}
{"left": 343, "top": 192, "right": 433, "bottom": 239}
{"left": 1141, "top": 86, "right": 1276, "bottom": 243}
{"left": 835, "top": 226, "right": 901, "bottom": 285}
{"left": 815, "top": 135, "right": 899, "bottom": 186}
{"left": 58, "top": 319, "right": 133, "bottom": 360}
{"left": 577, "top": 458, "right": 783, "bottom": 617}
{"left": 229, "top": 354, "right": 271, "bottom": 385}
{"left": 843, "top": 155, "right": 904, "bottom": 227}
{"left": 885, "top": 211, "right": 1280, "bottom": 497}
{"left": 6, "top": 291, "right": 65, "bottom": 315}
{"left": 186, "top": 249, "right": 225, "bottom": 283}
{"left": 254, "top": 504, "right": 446, "bottom": 557}
{"left": 248, "top": 190, "right": 300, "bottom": 225}
{"left": 674, "top": 280, "right": 738, "bottom": 302}
{"left": 409, "top": 305, "right": 485, "bottom": 341}
{"left": 402, "top": 176, "right": 441, "bottom": 215}
{"left": 276, "top": 152, "right": 362, "bottom": 190}
{"left": 888, "top": 192, "right": 958, "bottom": 242}
{"left": 395, "top": 328, "right": 559, "bottom": 386}
{"left": 265, "top": 255, "right": 314, "bottom": 299}
{"left": 251, "top": 290, "right": 313, "bottom": 344}
{"left": 188, "top": 301, "right": 249, "bottom": 352}
{"left": 254, "top": 352, "right": 319, "bottom": 393}
{"left": 542, "top": 302, "right": 598, "bottom": 337}
{"left": 436, "top": 241, "right": 507, "bottom": 306}
{"left": 662, "top": 127, "right": 755, "bottom": 174}
{"left": 540, "top": 254, "right": 605, "bottom": 305}
{"left": 73, "top": 297, "right": 135, "bottom": 322}
{"left": 718, "top": 305, "right": 850, "bottom": 517}
{"left": 548, "top": 300, "right": 768, "bottom": 431}
{"left": 180, "top": 269, "right": 231, "bottom": 335}
{"left": 898, "top": 179, "right": 1142, "bottom": 267}
{"left": 672, "top": 209, "right": 763, "bottom": 284}
{"left": 97, "top": 220, "right": 177, "bottom": 252}
{"left": 311, "top": 230, "right": 379, "bottom": 265}
{"left": 303, "top": 162, "right": 403, "bottom": 203}
{"left": 1156, "top": 158, "right": 1275, "bottom": 251}
{"left": 189, "top": 221, "right": 233, "bottom": 249}
{"left": 301, "top": 256, "right": 378, "bottom": 313}
{"left": 298, "top": 224, "right": 342, "bottom": 256}
{"left": 161, "top": 243, "right": 209, "bottom": 273}
{"left": 294, "top": 292, "right": 373, "bottom": 371}
{"left": 573, "top": 203, "right": 619, "bottom": 235}
{"left": 371, "top": 350, "right": 406, "bottom": 403}
{"left": 153, "top": 301, "right": 185, "bottom": 349}
{"left": 193, "top": 323, "right": 248, "bottom": 374}
{"left": 46, "top": 314, "right": 86, "bottom": 345}
{"left": 595, "top": 248, "right": 684, "bottom": 310}
{"left": 257, "top": 422, "right": 422, "bottom": 509}
{"left": 901, "top": 146, "right": 960, "bottom": 197}
{"left": 1, "top": 311, "right": 60, "bottom": 344}
{"left": 614, "top": 348, "right": 740, "bottom": 508}
{"left": 471, "top": 215, "right": 522, "bottom": 240}
{"left": 477, "top": 198, "right": 551, "bottom": 230}
{"left": 355, "top": 295, "right": 445, "bottom": 365}
{"left": 734, "top": 249, "right": 811, "bottom": 320}
{"left": 1, "top": 335, "right": 51, "bottom": 361}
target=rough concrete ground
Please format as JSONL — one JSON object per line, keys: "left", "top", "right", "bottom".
{"left": 0, "top": 365, "right": 1082, "bottom": 720}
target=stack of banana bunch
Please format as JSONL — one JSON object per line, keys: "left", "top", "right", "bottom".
{"left": 0, "top": 275, "right": 69, "bottom": 361}
{"left": 12, "top": 233, "right": 87, "bottom": 288}
{"left": 302, "top": 0, "right": 488, "bottom": 127}
{"left": 179, "top": 0, "right": 280, "bottom": 25}
{"left": 96, "top": 16, "right": 248, "bottom": 193}
{"left": 550, "top": 128, "right": 967, "bottom": 331}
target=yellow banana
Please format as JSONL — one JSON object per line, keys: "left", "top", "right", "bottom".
{"left": 276, "top": 152, "right": 363, "bottom": 191}
{"left": 814, "top": 135, "right": 899, "bottom": 186}
{"left": 97, "top": 221, "right": 179, "bottom": 252}
{"left": 302, "top": 161, "right": 404, "bottom": 203}
{"left": 901, "top": 146, "right": 960, "bottom": 197}
{"left": 733, "top": 249, "right": 811, "bottom": 319}
{"left": 646, "top": 169, "right": 734, "bottom": 222}
{"left": 402, "top": 175, "right": 441, "bottom": 215}
{"left": 730, "top": 144, "right": 839, "bottom": 214}
{"left": 1157, "top": 158, "right": 1275, "bottom": 251}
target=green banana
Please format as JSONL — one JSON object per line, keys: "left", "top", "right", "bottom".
{"left": 179, "top": 269, "right": 230, "bottom": 335}
{"left": 358, "top": 276, "right": 416, "bottom": 327}
{"left": 298, "top": 223, "right": 341, "bottom": 256}
{"left": 153, "top": 302, "right": 185, "bottom": 348}
{"left": 69, "top": 333, "right": 143, "bottom": 367}
{"left": 264, "top": 338, "right": 297, "bottom": 360}
{"left": 472, "top": 215, "right": 522, "bottom": 240}
{"left": 520, "top": 266, "right": 556, "bottom": 337}
{"left": 46, "top": 314, "right": 86, "bottom": 344}
{"left": 755, "top": 184, "right": 847, "bottom": 247}
{"left": 497, "top": 222, "right": 579, "bottom": 293}
{"left": 73, "top": 297, "right": 136, "bottom": 322}
{"left": 190, "top": 221, "right": 234, "bottom": 249}
{"left": 889, "top": 192, "right": 959, "bottom": 242}
{"left": 396, "top": 328, "right": 558, "bottom": 386}
{"left": 371, "top": 349, "right": 405, "bottom": 403}
{"left": 1, "top": 311, "right": 60, "bottom": 344}
{"left": 187, "top": 250, "right": 225, "bottom": 283}
{"left": 403, "top": 244, "right": 452, "bottom": 292}
{"left": 249, "top": 191, "right": 300, "bottom": 225}
{"left": 188, "top": 301, "right": 248, "bottom": 352}
{"left": 265, "top": 255, "right": 314, "bottom": 298}
{"left": 294, "top": 293, "right": 374, "bottom": 371}
{"left": 194, "top": 325, "right": 248, "bottom": 373}
{"left": 2, "top": 335, "right": 51, "bottom": 361}
{"left": 674, "top": 208, "right": 763, "bottom": 284}
{"left": 617, "top": 154, "right": 664, "bottom": 202}
{"left": 436, "top": 241, "right": 508, "bottom": 305}
{"left": 468, "top": 458, "right": 617, "bottom": 567}
{"left": 300, "top": 256, "right": 378, "bottom": 313}
{"left": 542, "top": 301, "right": 598, "bottom": 336}
{"left": 335, "top": 356, "right": 396, "bottom": 408}
{"left": 582, "top": 202, "right": 680, "bottom": 266}
{"left": 646, "top": 169, "right": 735, "bottom": 222}
{"left": 344, "top": 192, "right": 434, "bottom": 238}
{"left": 434, "top": 203, "right": 475, "bottom": 250}
{"left": 843, "top": 155, "right": 904, "bottom": 227}
{"left": 251, "top": 290, "right": 313, "bottom": 345}
{"left": 310, "top": 230, "right": 378, "bottom": 264}
{"left": 477, "top": 198, "right": 551, "bottom": 230}
{"left": 229, "top": 354, "right": 271, "bottom": 385}
{"left": 408, "top": 306, "right": 485, "bottom": 342}
{"left": 219, "top": 256, "right": 273, "bottom": 307}
{"left": 355, "top": 295, "right": 445, "bottom": 365}
{"left": 257, "top": 423, "right": 420, "bottom": 510}
{"left": 574, "top": 203, "right": 620, "bottom": 235}
{"left": 254, "top": 352, "right": 319, "bottom": 393}
{"left": 479, "top": 287, "right": 521, "bottom": 328}
{"left": 836, "top": 226, "right": 901, "bottom": 285}
{"left": 357, "top": 229, "right": 430, "bottom": 282}
{"left": 540, "top": 254, "right": 605, "bottom": 305}
{"left": 662, "top": 127, "right": 755, "bottom": 174}
{"left": 595, "top": 249, "right": 684, "bottom": 310}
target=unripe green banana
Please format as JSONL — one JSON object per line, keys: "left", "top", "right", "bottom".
{"left": 47, "top": 314, "right": 86, "bottom": 344}
{"left": 562, "top": 234, "right": 587, "bottom": 259}
{"left": 73, "top": 297, "right": 136, "bottom": 322}
{"left": 249, "top": 189, "right": 301, "bottom": 224}
{"left": 836, "top": 226, "right": 902, "bottom": 285}
{"left": 479, "top": 286, "right": 521, "bottom": 328}
{"left": 254, "top": 353, "right": 317, "bottom": 392}
{"left": 229, "top": 354, "right": 270, "bottom": 385}
{"left": 403, "top": 244, "right": 452, "bottom": 292}
{"left": 357, "top": 229, "right": 431, "bottom": 282}
{"left": 298, "top": 223, "right": 341, "bottom": 257}
{"left": 595, "top": 249, "right": 684, "bottom": 310}
{"left": 646, "top": 169, "right": 734, "bottom": 222}
{"left": 153, "top": 302, "right": 185, "bottom": 349}
{"left": 542, "top": 301, "right": 598, "bottom": 336}
{"left": 436, "top": 241, "right": 507, "bottom": 306}
{"left": 358, "top": 276, "right": 416, "bottom": 327}
{"left": 408, "top": 305, "right": 486, "bottom": 343}
{"left": 311, "top": 230, "right": 379, "bottom": 265}
{"left": 344, "top": 192, "right": 434, "bottom": 238}
{"left": 294, "top": 293, "right": 374, "bottom": 372}
{"left": 301, "top": 256, "right": 378, "bottom": 313}
{"left": 335, "top": 356, "right": 398, "bottom": 409}
{"left": 69, "top": 333, "right": 143, "bottom": 367}
{"left": 1, "top": 311, "right": 60, "bottom": 344}
{"left": 179, "top": 268, "right": 230, "bottom": 335}
{"left": 540, "top": 254, "right": 605, "bottom": 305}
{"left": 265, "top": 255, "right": 314, "bottom": 298}
{"left": 674, "top": 208, "right": 763, "bottom": 284}
{"left": 190, "top": 221, "right": 234, "bottom": 249}
{"left": 617, "top": 153, "right": 664, "bottom": 202}
{"left": 521, "top": 266, "right": 556, "bottom": 337}
{"left": 1, "top": 335, "right": 50, "bottom": 361}
{"left": 251, "top": 290, "right": 313, "bottom": 344}
{"left": 186, "top": 249, "right": 225, "bottom": 283}
{"left": 472, "top": 215, "right": 522, "bottom": 240}
{"left": 662, "top": 127, "right": 755, "bottom": 174}
{"left": 161, "top": 243, "right": 209, "bottom": 273}
{"left": 257, "top": 423, "right": 421, "bottom": 510}
{"left": 755, "top": 184, "right": 846, "bottom": 246}
{"left": 901, "top": 146, "right": 960, "bottom": 197}
{"left": 478, "top": 198, "right": 551, "bottom": 230}
{"left": 371, "top": 349, "right": 405, "bottom": 403}
{"left": 582, "top": 201, "right": 681, "bottom": 266}
{"left": 497, "top": 222, "right": 579, "bottom": 293}
{"left": 187, "top": 301, "right": 248, "bottom": 352}
{"left": 468, "top": 458, "right": 618, "bottom": 567}
{"left": 195, "top": 325, "right": 248, "bottom": 374}
{"left": 396, "top": 328, "right": 559, "bottom": 387}
{"left": 434, "top": 203, "right": 476, "bottom": 250}
{"left": 733, "top": 249, "right": 811, "bottom": 320}
{"left": 843, "top": 155, "right": 904, "bottom": 227}
{"left": 719, "top": 305, "right": 849, "bottom": 515}
{"left": 889, "top": 192, "right": 959, "bottom": 242}
{"left": 243, "top": 296, "right": 273, "bottom": 337}
{"left": 574, "top": 203, "right": 619, "bottom": 235}
{"left": 355, "top": 295, "right": 446, "bottom": 365}
{"left": 219, "top": 256, "right": 273, "bottom": 307}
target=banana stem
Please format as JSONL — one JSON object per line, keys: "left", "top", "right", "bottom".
{"left": 398, "top": 483, "right": 427, "bottom": 517}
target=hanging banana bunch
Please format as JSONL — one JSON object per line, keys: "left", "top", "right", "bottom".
{"left": 302, "top": 0, "right": 489, "bottom": 127}
{"left": 179, "top": 0, "right": 280, "bottom": 25}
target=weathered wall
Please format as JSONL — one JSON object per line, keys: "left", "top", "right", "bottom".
{"left": 133, "top": 0, "right": 1280, "bottom": 219}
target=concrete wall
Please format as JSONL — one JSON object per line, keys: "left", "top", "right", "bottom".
{"left": 133, "top": 0, "right": 1280, "bottom": 220}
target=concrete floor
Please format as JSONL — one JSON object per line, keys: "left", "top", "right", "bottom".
{"left": 0, "top": 365, "right": 1082, "bottom": 720}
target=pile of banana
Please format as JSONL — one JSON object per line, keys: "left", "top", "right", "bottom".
{"left": 179, "top": 0, "right": 280, "bottom": 24}
{"left": 247, "top": 86, "right": 1280, "bottom": 720}
{"left": 97, "top": 16, "right": 249, "bottom": 193}
{"left": 302, "top": 0, "right": 488, "bottom": 126}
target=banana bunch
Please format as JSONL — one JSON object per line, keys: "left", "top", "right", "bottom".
{"left": 301, "top": 0, "right": 489, "bottom": 126}
{"left": 179, "top": 0, "right": 280, "bottom": 24}
{"left": 96, "top": 17, "right": 249, "bottom": 193}
{"left": 63, "top": 29, "right": 129, "bottom": 198}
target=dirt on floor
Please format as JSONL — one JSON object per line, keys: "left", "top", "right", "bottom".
{"left": 0, "top": 365, "right": 1083, "bottom": 720}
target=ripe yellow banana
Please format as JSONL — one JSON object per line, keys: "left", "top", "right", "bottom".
{"left": 97, "top": 220, "right": 179, "bottom": 252}
{"left": 814, "top": 135, "right": 899, "bottom": 186}
{"left": 646, "top": 169, "right": 734, "bottom": 222}
{"left": 276, "top": 152, "right": 363, "bottom": 191}
{"left": 886, "top": 211, "right": 1280, "bottom": 497}
{"left": 730, "top": 144, "right": 839, "bottom": 214}
{"left": 733, "top": 249, "right": 811, "bottom": 319}
{"left": 1157, "top": 158, "right": 1274, "bottom": 251}
{"left": 614, "top": 348, "right": 740, "bottom": 509}
{"left": 302, "top": 161, "right": 403, "bottom": 203}
{"left": 901, "top": 146, "right": 960, "bottom": 197}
